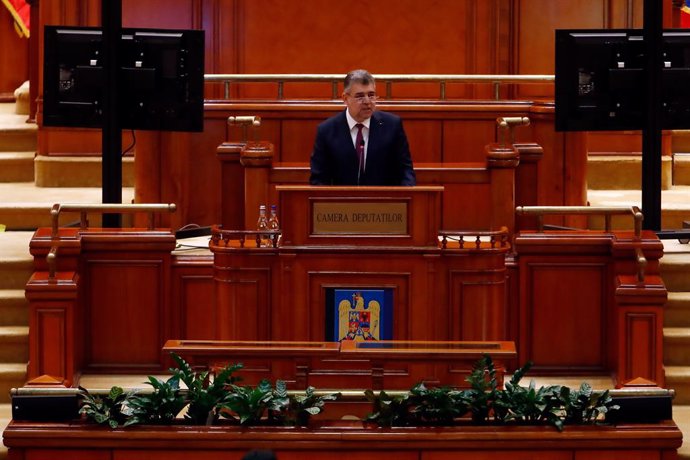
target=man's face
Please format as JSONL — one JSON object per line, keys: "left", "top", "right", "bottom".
{"left": 343, "top": 82, "right": 377, "bottom": 122}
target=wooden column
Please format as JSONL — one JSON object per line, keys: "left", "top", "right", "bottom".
{"left": 241, "top": 141, "right": 274, "bottom": 231}
{"left": 216, "top": 141, "right": 245, "bottom": 230}
{"left": 486, "top": 142, "right": 518, "bottom": 235}
{"left": 615, "top": 274, "right": 667, "bottom": 386}
{"left": 25, "top": 271, "right": 80, "bottom": 386}
{"left": 612, "top": 229, "right": 667, "bottom": 386}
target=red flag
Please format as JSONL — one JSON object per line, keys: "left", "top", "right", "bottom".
{"left": 682, "top": 0, "right": 690, "bottom": 29}
{"left": 1, "top": 0, "right": 29, "bottom": 38}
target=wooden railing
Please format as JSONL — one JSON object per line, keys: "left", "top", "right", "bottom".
{"left": 205, "top": 73, "right": 555, "bottom": 100}
{"left": 47, "top": 203, "right": 177, "bottom": 281}
{"left": 50, "top": 203, "right": 177, "bottom": 237}
{"left": 438, "top": 227, "right": 510, "bottom": 250}
{"left": 515, "top": 205, "right": 644, "bottom": 239}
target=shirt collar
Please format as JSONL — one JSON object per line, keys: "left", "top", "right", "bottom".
{"left": 345, "top": 109, "right": 371, "bottom": 130}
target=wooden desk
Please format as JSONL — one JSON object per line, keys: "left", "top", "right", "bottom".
{"left": 163, "top": 339, "right": 516, "bottom": 391}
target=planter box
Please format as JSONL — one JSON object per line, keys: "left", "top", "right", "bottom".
{"left": 3, "top": 419, "right": 682, "bottom": 460}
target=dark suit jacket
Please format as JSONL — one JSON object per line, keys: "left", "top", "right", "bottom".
{"left": 309, "top": 110, "right": 416, "bottom": 186}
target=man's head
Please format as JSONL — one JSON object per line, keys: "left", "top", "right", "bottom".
{"left": 343, "top": 69, "right": 377, "bottom": 122}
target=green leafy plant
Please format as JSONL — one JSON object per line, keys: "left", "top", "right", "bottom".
{"left": 169, "top": 352, "right": 243, "bottom": 425}
{"left": 366, "top": 355, "right": 619, "bottom": 430}
{"left": 465, "top": 354, "right": 500, "bottom": 423}
{"left": 364, "top": 389, "right": 413, "bottom": 427}
{"left": 492, "top": 361, "right": 565, "bottom": 430}
{"left": 560, "top": 382, "right": 619, "bottom": 426}
{"left": 222, "top": 379, "right": 342, "bottom": 426}
{"left": 222, "top": 379, "right": 275, "bottom": 425}
{"left": 279, "top": 383, "right": 341, "bottom": 426}
{"left": 126, "top": 375, "right": 187, "bottom": 425}
{"left": 408, "top": 382, "right": 469, "bottom": 425}
{"left": 79, "top": 385, "right": 135, "bottom": 428}
{"left": 365, "top": 383, "right": 469, "bottom": 427}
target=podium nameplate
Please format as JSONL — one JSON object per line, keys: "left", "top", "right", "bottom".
{"left": 276, "top": 186, "right": 443, "bottom": 247}
{"left": 312, "top": 201, "right": 407, "bottom": 234}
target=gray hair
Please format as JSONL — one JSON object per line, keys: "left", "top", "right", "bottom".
{"left": 344, "top": 69, "right": 375, "bottom": 93}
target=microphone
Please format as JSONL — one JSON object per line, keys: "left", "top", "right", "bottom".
{"left": 357, "top": 138, "right": 365, "bottom": 185}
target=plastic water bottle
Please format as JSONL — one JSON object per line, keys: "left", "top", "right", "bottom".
{"left": 268, "top": 204, "right": 280, "bottom": 246}
{"left": 256, "top": 205, "right": 269, "bottom": 247}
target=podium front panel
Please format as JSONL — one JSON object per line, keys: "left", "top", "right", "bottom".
{"left": 276, "top": 185, "right": 443, "bottom": 248}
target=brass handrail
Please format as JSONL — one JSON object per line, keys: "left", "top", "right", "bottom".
{"left": 47, "top": 204, "right": 178, "bottom": 281}
{"left": 204, "top": 73, "right": 555, "bottom": 100}
{"left": 50, "top": 203, "right": 177, "bottom": 238}
{"left": 635, "top": 247, "right": 648, "bottom": 283}
{"left": 515, "top": 206, "right": 644, "bottom": 239}
{"left": 10, "top": 385, "right": 673, "bottom": 400}
{"left": 47, "top": 246, "right": 57, "bottom": 281}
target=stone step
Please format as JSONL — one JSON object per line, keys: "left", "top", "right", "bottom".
{"left": 587, "top": 187, "right": 690, "bottom": 231}
{"left": 664, "top": 328, "right": 690, "bottom": 366}
{"left": 661, "top": 252, "right": 690, "bottom": 293}
{"left": 0, "top": 327, "right": 28, "bottom": 363}
{"left": 0, "top": 152, "right": 34, "bottom": 182}
{"left": 0, "top": 232, "right": 33, "bottom": 290}
{"left": 675, "top": 153, "right": 690, "bottom": 186}
{"left": 0, "top": 126, "right": 36, "bottom": 152}
{"left": 665, "top": 366, "right": 690, "bottom": 404}
{"left": 665, "top": 292, "right": 690, "bottom": 328}
{"left": 0, "top": 105, "right": 36, "bottom": 154}
{"left": 675, "top": 405, "right": 690, "bottom": 459}
{"left": 0, "top": 290, "right": 27, "bottom": 327}
{"left": 587, "top": 154, "right": 673, "bottom": 190}
{"left": 34, "top": 155, "right": 135, "bottom": 187}
{"left": 0, "top": 184, "right": 135, "bottom": 230}
{"left": 0, "top": 363, "right": 26, "bottom": 404}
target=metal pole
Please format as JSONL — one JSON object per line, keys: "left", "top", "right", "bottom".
{"left": 101, "top": 0, "right": 123, "bottom": 227}
{"left": 642, "top": 0, "right": 663, "bottom": 231}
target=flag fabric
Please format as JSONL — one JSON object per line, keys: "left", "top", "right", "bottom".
{"left": 682, "top": 0, "right": 690, "bottom": 29}
{"left": 1, "top": 0, "right": 29, "bottom": 38}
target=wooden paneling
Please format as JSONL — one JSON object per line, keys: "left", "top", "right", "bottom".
{"left": 515, "top": 230, "right": 666, "bottom": 381}
{"left": 0, "top": 7, "right": 29, "bottom": 96}
{"left": 172, "top": 267, "right": 214, "bottom": 340}
{"left": 215, "top": 267, "right": 271, "bottom": 340}
{"left": 451, "top": 278, "right": 506, "bottom": 341}
{"left": 26, "top": 450, "right": 110, "bottom": 460}
{"left": 122, "top": 0, "right": 198, "bottom": 29}
{"left": 443, "top": 120, "right": 497, "bottom": 163}
{"left": 524, "top": 262, "right": 608, "bottom": 370}
{"left": 233, "top": 0, "right": 506, "bottom": 99}
{"left": 26, "top": 269, "right": 80, "bottom": 385}
{"left": 426, "top": 453, "right": 571, "bottom": 460}
{"left": 514, "top": 0, "right": 608, "bottom": 99}
{"left": 34, "top": 307, "right": 67, "bottom": 378}
{"left": 575, "top": 451, "right": 661, "bottom": 460}
{"left": 86, "top": 261, "right": 164, "bottom": 367}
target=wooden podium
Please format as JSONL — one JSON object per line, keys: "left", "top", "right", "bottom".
{"left": 276, "top": 185, "right": 443, "bottom": 248}
{"left": 210, "top": 186, "right": 510, "bottom": 349}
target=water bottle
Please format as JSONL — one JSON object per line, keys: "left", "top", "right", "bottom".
{"left": 256, "top": 204, "right": 269, "bottom": 247}
{"left": 268, "top": 204, "right": 280, "bottom": 246}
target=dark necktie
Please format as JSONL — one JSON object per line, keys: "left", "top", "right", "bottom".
{"left": 355, "top": 123, "right": 365, "bottom": 179}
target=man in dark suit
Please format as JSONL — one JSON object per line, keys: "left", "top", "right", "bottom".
{"left": 309, "top": 69, "right": 416, "bottom": 186}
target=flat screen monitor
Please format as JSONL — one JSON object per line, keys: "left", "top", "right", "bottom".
{"left": 43, "top": 26, "right": 205, "bottom": 132}
{"left": 555, "top": 29, "right": 690, "bottom": 131}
